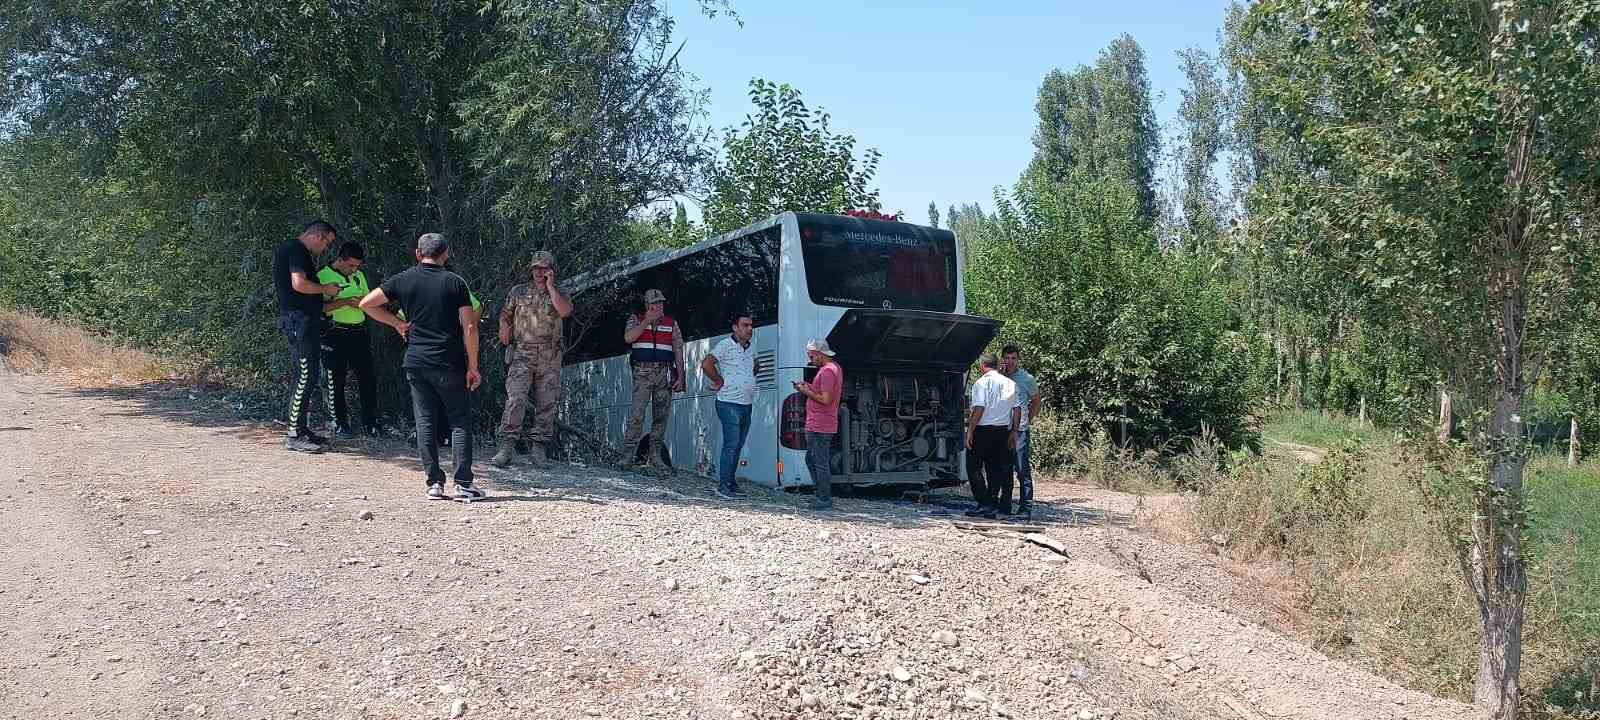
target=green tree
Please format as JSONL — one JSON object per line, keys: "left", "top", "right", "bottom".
{"left": 1029, "top": 35, "right": 1161, "bottom": 222}
{"left": 1242, "top": 1, "right": 1600, "bottom": 715}
{"left": 702, "top": 79, "right": 883, "bottom": 234}
{"left": 1173, "top": 47, "right": 1226, "bottom": 249}
{"left": 927, "top": 201, "right": 940, "bottom": 228}
{"left": 966, "top": 172, "right": 1259, "bottom": 453}
{"left": 0, "top": 0, "right": 726, "bottom": 426}
{"left": 668, "top": 202, "right": 698, "bottom": 246}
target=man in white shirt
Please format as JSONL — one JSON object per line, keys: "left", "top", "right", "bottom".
{"left": 964, "top": 352, "right": 1020, "bottom": 520}
{"left": 701, "top": 313, "right": 756, "bottom": 499}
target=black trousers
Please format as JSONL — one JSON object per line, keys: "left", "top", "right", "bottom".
{"left": 278, "top": 311, "right": 323, "bottom": 436}
{"left": 407, "top": 367, "right": 474, "bottom": 487}
{"left": 966, "top": 425, "right": 1015, "bottom": 511}
{"left": 321, "top": 324, "right": 376, "bottom": 429}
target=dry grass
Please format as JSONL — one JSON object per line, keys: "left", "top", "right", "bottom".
{"left": 1187, "top": 410, "right": 1600, "bottom": 719}
{"left": 0, "top": 309, "right": 172, "bottom": 385}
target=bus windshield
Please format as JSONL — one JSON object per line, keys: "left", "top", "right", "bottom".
{"left": 798, "top": 216, "right": 958, "bottom": 312}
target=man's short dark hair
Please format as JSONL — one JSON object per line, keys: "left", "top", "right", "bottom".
{"left": 1002, "top": 344, "right": 1021, "bottom": 356}
{"left": 299, "top": 220, "right": 338, "bottom": 239}
{"left": 731, "top": 311, "right": 753, "bottom": 326}
{"left": 416, "top": 232, "right": 448, "bottom": 259}
{"left": 337, "top": 241, "right": 365, "bottom": 260}
{"left": 979, "top": 352, "right": 999, "bottom": 370}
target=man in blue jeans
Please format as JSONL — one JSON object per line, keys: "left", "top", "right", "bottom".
{"left": 701, "top": 313, "right": 756, "bottom": 499}
{"left": 1001, "top": 344, "right": 1042, "bottom": 516}
{"left": 793, "top": 339, "right": 842, "bottom": 511}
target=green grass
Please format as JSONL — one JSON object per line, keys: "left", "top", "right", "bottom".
{"left": 1261, "top": 406, "right": 1380, "bottom": 449}
{"left": 1200, "top": 409, "right": 1600, "bottom": 716}
{"left": 1525, "top": 456, "right": 1600, "bottom": 637}
{"left": 1523, "top": 457, "right": 1600, "bottom": 716}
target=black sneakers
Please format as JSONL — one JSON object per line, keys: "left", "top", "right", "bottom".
{"left": 285, "top": 435, "right": 324, "bottom": 453}
{"left": 455, "top": 485, "right": 486, "bottom": 501}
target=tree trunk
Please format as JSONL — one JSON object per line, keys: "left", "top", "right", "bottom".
{"left": 1468, "top": 444, "right": 1526, "bottom": 719}
{"left": 1438, "top": 390, "right": 1453, "bottom": 442}
{"left": 415, "top": 121, "right": 457, "bottom": 235}
{"left": 1274, "top": 337, "right": 1285, "bottom": 405}
{"left": 1294, "top": 338, "right": 1307, "bottom": 408}
{"left": 1316, "top": 326, "right": 1334, "bottom": 410}
{"left": 1359, "top": 395, "right": 1367, "bottom": 428}
{"left": 299, "top": 149, "right": 352, "bottom": 230}
{"left": 1569, "top": 417, "right": 1580, "bottom": 466}
{"left": 1468, "top": 196, "right": 1532, "bottom": 716}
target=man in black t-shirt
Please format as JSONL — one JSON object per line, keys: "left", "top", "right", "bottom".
{"left": 272, "top": 220, "right": 342, "bottom": 453}
{"left": 359, "top": 232, "right": 485, "bottom": 500}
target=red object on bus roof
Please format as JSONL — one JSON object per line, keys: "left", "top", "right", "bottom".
{"left": 843, "top": 209, "right": 904, "bottom": 221}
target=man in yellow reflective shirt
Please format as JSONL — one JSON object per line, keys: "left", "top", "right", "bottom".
{"left": 317, "top": 242, "right": 377, "bottom": 437}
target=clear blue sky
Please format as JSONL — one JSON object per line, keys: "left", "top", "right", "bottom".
{"left": 665, "top": 0, "right": 1236, "bottom": 222}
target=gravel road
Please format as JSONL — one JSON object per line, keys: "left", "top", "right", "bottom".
{"left": 0, "top": 369, "right": 1480, "bottom": 720}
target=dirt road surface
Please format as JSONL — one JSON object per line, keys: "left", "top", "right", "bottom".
{"left": 0, "top": 368, "right": 1480, "bottom": 720}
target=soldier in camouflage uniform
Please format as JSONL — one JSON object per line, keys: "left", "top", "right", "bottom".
{"left": 621, "top": 288, "right": 685, "bottom": 469}
{"left": 492, "top": 251, "right": 573, "bottom": 466}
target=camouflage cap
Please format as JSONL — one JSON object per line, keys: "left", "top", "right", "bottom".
{"left": 529, "top": 250, "right": 557, "bottom": 269}
{"left": 643, "top": 288, "right": 666, "bottom": 304}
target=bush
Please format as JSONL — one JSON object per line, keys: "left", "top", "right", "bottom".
{"left": 1026, "top": 406, "right": 1079, "bottom": 472}
{"left": 1193, "top": 410, "right": 1600, "bottom": 716}
{"left": 1191, "top": 436, "right": 1368, "bottom": 559}
{"left": 965, "top": 171, "right": 1261, "bottom": 455}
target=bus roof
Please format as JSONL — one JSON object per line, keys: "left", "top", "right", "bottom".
{"left": 561, "top": 212, "right": 945, "bottom": 296}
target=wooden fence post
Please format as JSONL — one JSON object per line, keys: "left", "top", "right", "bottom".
{"left": 1437, "top": 390, "right": 1453, "bottom": 443}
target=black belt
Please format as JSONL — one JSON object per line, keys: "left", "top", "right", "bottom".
{"left": 328, "top": 323, "right": 365, "bottom": 331}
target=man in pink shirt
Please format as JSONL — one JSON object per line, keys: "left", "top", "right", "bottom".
{"left": 793, "top": 338, "right": 843, "bottom": 511}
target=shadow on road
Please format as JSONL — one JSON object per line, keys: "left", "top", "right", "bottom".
{"left": 62, "top": 380, "right": 1135, "bottom": 533}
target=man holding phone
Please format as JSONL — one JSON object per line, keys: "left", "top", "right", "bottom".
{"left": 792, "top": 339, "right": 842, "bottom": 511}
{"left": 492, "top": 251, "right": 573, "bottom": 467}
{"left": 273, "top": 220, "right": 342, "bottom": 453}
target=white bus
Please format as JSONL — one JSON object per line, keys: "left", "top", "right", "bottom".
{"left": 558, "top": 212, "right": 1000, "bottom": 491}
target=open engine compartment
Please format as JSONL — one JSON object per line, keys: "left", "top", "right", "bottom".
{"left": 835, "top": 369, "right": 966, "bottom": 487}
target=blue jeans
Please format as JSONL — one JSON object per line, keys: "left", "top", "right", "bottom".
{"left": 1014, "top": 429, "right": 1033, "bottom": 509}
{"left": 715, "top": 401, "right": 752, "bottom": 492}
{"left": 806, "top": 431, "right": 835, "bottom": 505}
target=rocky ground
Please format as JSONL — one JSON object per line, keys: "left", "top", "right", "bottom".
{"left": 0, "top": 368, "right": 1481, "bottom": 720}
